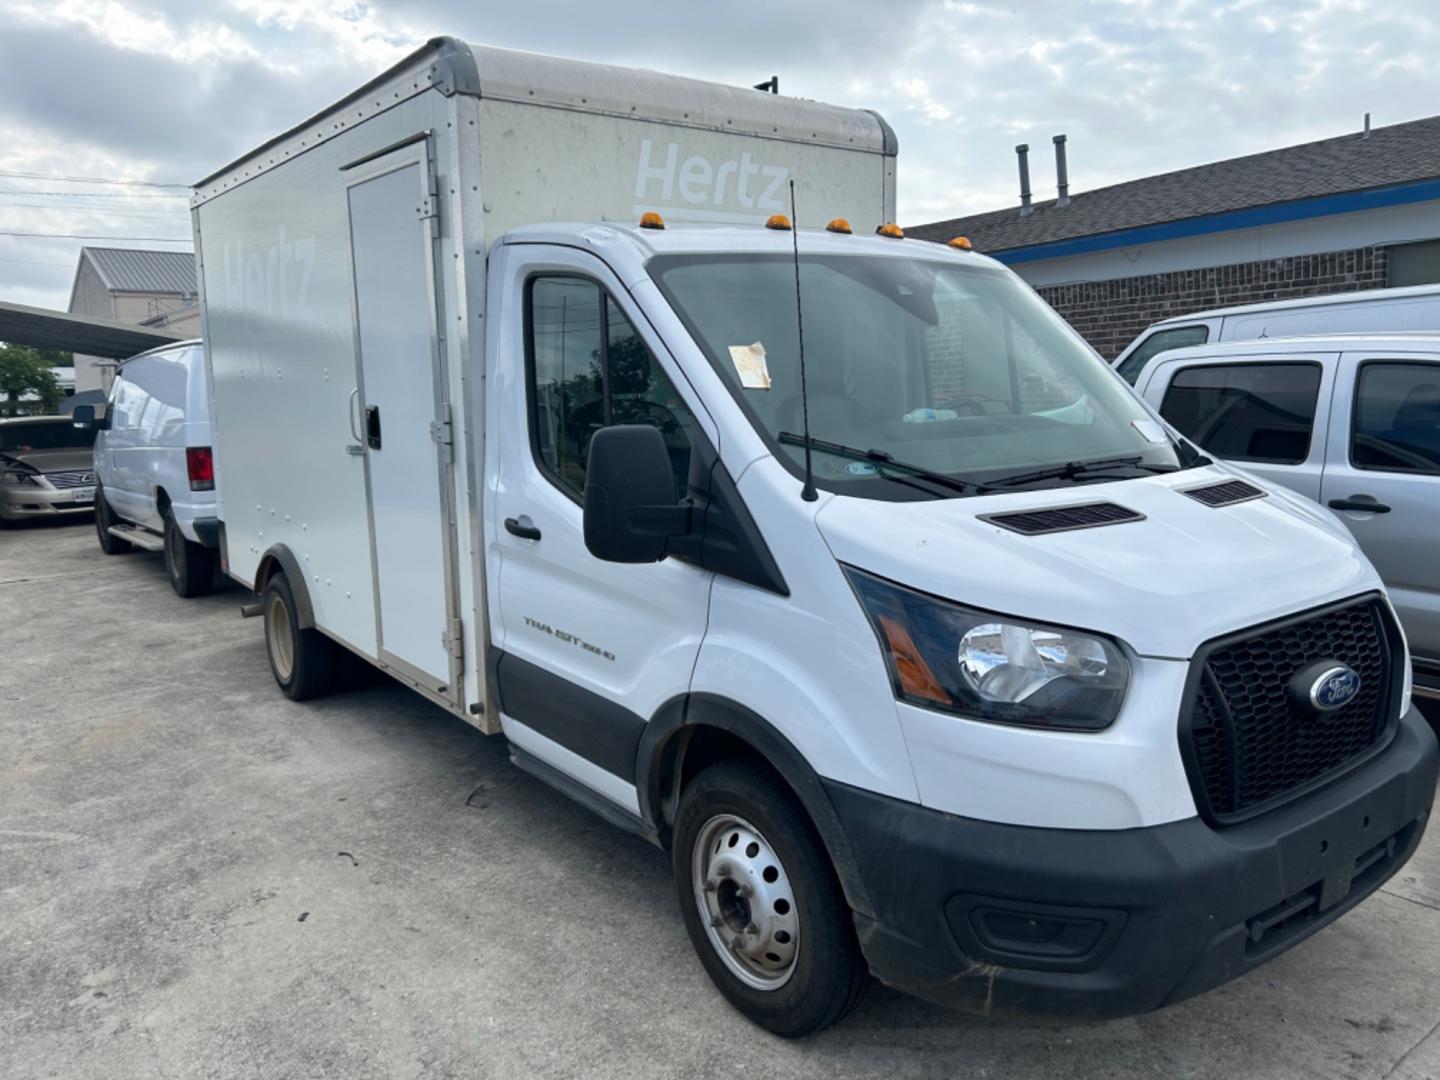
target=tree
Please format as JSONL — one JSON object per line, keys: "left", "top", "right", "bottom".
{"left": 0, "top": 343, "right": 63, "bottom": 416}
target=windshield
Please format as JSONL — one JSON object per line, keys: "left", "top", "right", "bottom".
{"left": 650, "top": 252, "right": 1193, "bottom": 499}
{"left": 0, "top": 420, "right": 94, "bottom": 454}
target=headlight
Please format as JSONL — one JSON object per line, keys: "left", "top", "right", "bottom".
{"left": 0, "top": 468, "right": 38, "bottom": 487}
{"left": 845, "top": 566, "right": 1131, "bottom": 731}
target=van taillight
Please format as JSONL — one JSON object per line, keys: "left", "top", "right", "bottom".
{"left": 186, "top": 446, "right": 215, "bottom": 491}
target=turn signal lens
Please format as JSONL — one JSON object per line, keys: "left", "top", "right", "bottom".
{"left": 876, "top": 223, "right": 905, "bottom": 239}
{"left": 876, "top": 615, "right": 949, "bottom": 705}
{"left": 765, "top": 214, "right": 792, "bottom": 231}
{"left": 825, "top": 218, "right": 853, "bottom": 234}
{"left": 638, "top": 211, "right": 666, "bottom": 230}
{"left": 948, "top": 235, "right": 973, "bottom": 250}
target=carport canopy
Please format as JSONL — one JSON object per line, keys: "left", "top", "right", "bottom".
{"left": 0, "top": 300, "right": 188, "bottom": 359}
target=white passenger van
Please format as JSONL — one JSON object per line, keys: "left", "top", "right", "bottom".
{"left": 192, "top": 38, "right": 1437, "bottom": 1035}
{"left": 1134, "top": 333, "right": 1440, "bottom": 702}
{"left": 73, "top": 340, "right": 220, "bottom": 597}
{"left": 1112, "top": 284, "right": 1440, "bottom": 384}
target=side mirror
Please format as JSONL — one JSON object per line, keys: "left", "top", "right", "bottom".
{"left": 583, "top": 425, "right": 689, "bottom": 563}
{"left": 71, "top": 404, "right": 109, "bottom": 431}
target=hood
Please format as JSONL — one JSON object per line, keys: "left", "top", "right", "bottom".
{"left": 0, "top": 447, "right": 95, "bottom": 474}
{"left": 814, "top": 465, "right": 1380, "bottom": 659}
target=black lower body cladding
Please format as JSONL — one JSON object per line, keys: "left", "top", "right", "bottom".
{"left": 825, "top": 705, "right": 1438, "bottom": 1020}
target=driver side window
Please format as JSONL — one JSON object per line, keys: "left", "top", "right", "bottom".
{"left": 527, "top": 276, "right": 696, "bottom": 502}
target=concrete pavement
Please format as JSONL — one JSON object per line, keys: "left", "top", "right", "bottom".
{"left": 3, "top": 517, "right": 1440, "bottom": 1079}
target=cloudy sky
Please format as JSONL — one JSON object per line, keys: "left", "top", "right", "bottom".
{"left": 1, "top": 0, "right": 1437, "bottom": 309}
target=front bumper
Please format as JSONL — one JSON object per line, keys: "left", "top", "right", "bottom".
{"left": 0, "top": 484, "right": 95, "bottom": 520}
{"left": 826, "top": 704, "right": 1438, "bottom": 1020}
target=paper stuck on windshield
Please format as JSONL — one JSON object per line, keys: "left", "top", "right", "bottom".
{"left": 728, "top": 342, "right": 772, "bottom": 390}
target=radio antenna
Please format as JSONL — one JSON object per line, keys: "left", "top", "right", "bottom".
{"left": 789, "top": 179, "right": 818, "bottom": 502}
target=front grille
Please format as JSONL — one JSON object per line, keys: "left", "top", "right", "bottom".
{"left": 44, "top": 469, "right": 95, "bottom": 490}
{"left": 1181, "top": 479, "right": 1266, "bottom": 507}
{"left": 1182, "top": 596, "right": 1399, "bottom": 824}
{"left": 980, "top": 501, "right": 1143, "bottom": 536}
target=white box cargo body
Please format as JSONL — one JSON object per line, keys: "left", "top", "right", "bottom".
{"left": 192, "top": 37, "right": 896, "bottom": 723}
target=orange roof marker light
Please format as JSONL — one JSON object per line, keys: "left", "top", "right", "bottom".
{"left": 638, "top": 211, "right": 666, "bottom": 230}
{"left": 825, "top": 218, "right": 853, "bottom": 234}
{"left": 765, "top": 214, "right": 792, "bottom": 231}
{"left": 948, "top": 235, "right": 973, "bottom": 251}
{"left": 876, "top": 223, "right": 905, "bottom": 239}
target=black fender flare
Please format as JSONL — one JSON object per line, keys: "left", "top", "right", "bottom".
{"left": 635, "top": 692, "right": 875, "bottom": 919}
{"left": 254, "top": 543, "right": 316, "bottom": 630}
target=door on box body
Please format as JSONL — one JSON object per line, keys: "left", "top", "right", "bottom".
{"left": 345, "top": 141, "right": 463, "bottom": 703}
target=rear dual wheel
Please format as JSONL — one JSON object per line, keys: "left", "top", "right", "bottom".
{"left": 262, "top": 571, "right": 335, "bottom": 701}
{"left": 673, "top": 760, "right": 869, "bottom": 1037}
{"left": 163, "top": 511, "right": 215, "bottom": 598}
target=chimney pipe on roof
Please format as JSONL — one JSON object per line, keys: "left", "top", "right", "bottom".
{"left": 1363, "top": 112, "right": 1371, "bottom": 138}
{"left": 1053, "top": 134, "right": 1070, "bottom": 208}
{"left": 1016, "top": 144, "right": 1033, "bottom": 216}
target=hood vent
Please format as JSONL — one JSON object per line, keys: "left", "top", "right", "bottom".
{"left": 981, "top": 501, "right": 1144, "bottom": 536}
{"left": 1182, "top": 479, "right": 1266, "bottom": 508}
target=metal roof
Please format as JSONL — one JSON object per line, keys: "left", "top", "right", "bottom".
{"left": 194, "top": 36, "right": 895, "bottom": 204}
{"left": 0, "top": 300, "right": 188, "bottom": 358}
{"left": 911, "top": 115, "right": 1440, "bottom": 256}
{"left": 81, "top": 246, "right": 196, "bottom": 296}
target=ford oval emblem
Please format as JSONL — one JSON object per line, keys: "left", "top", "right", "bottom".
{"left": 1310, "top": 665, "right": 1362, "bottom": 712}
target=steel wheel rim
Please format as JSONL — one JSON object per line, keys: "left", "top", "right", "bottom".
{"left": 692, "top": 813, "right": 799, "bottom": 991}
{"left": 266, "top": 594, "right": 295, "bottom": 682}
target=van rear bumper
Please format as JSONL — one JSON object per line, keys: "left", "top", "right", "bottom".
{"left": 825, "top": 705, "right": 1437, "bottom": 1020}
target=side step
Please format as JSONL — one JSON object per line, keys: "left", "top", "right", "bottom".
{"left": 108, "top": 524, "right": 165, "bottom": 552}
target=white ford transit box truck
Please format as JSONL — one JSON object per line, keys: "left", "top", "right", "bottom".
{"left": 192, "top": 38, "right": 1437, "bottom": 1035}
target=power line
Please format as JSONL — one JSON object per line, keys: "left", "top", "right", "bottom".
{"left": 0, "top": 230, "right": 191, "bottom": 242}
{"left": 0, "top": 200, "right": 188, "bottom": 217}
{"left": 0, "top": 170, "right": 189, "bottom": 189}
{"left": 0, "top": 188, "right": 187, "bottom": 199}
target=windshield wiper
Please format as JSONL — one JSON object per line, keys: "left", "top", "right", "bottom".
{"left": 980, "top": 454, "right": 1179, "bottom": 491}
{"left": 777, "top": 432, "right": 981, "bottom": 496}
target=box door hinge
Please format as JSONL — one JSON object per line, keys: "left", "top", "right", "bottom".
{"left": 418, "top": 175, "right": 440, "bottom": 237}
{"left": 429, "top": 401, "right": 453, "bottom": 447}
{"left": 442, "top": 617, "right": 464, "bottom": 661}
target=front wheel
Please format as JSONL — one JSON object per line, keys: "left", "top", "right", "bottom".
{"left": 262, "top": 572, "right": 335, "bottom": 701}
{"left": 672, "top": 759, "right": 869, "bottom": 1037}
{"left": 94, "top": 484, "right": 132, "bottom": 554}
{"left": 164, "top": 511, "right": 215, "bottom": 598}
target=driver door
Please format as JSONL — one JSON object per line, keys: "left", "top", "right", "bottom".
{"left": 488, "top": 245, "right": 717, "bottom": 810}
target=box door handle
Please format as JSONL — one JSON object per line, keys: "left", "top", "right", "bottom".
{"left": 1327, "top": 496, "right": 1391, "bottom": 514}
{"left": 365, "top": 405, "right": 382, "bottom": 451}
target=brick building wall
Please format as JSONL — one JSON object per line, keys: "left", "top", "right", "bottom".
{"left": 1036, "top": 244, "right": 1390, "bottom": 359}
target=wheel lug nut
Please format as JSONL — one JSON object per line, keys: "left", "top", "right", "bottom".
{"left": 709, "top": 915, "right": 723, "bottom": 928}
{"left": 703, "top": 879, "right": 717, "bottom": 893}
{"left": 745, "top": 922, "right": 758, "bottom": 935}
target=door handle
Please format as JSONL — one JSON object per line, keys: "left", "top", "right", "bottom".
{"left": 1328, "top": 497, "right": 1391, "bottom": 514}
{"left": 365, "top": 405, "right": 382, "bottom": 451}
{"left": 504, "top": 515, "right": 542, "bottom": 541}
{"left": 348, "top": 388, "right": 362, "bottom": 441}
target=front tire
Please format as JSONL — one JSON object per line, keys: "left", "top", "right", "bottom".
{"left": 164, "top": 511, "right": 215, "bottom": 598}
{"left": 673, "top": 759, "right": 869, "bottom": 1037}
{"left": 94, "top": 484, "right": 132, "bottom": 554}
{"left": 262, "top": 572, "right": 335, "bottom": 701}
